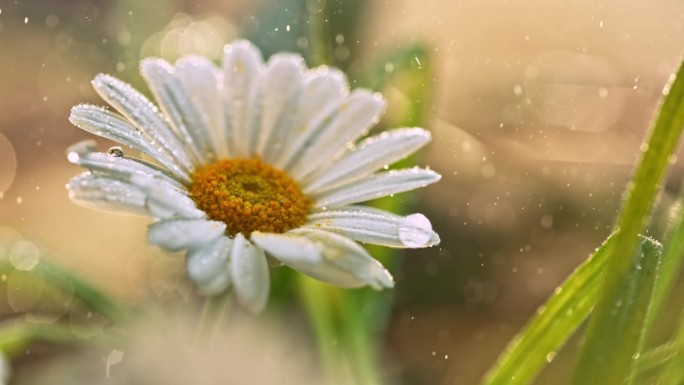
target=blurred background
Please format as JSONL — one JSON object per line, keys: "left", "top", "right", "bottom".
{"left": 1, "top": 0, "right": 684, "bottom": 384}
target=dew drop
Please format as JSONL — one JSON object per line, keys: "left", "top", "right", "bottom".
{"left": 107, "top": 146, "right": 124, "bottom": 157}
{"left": 398, "top": 214, "right": 434, "bottom": 247}
{"left": 546, "top": 351, "right": 557, "bottom": 363}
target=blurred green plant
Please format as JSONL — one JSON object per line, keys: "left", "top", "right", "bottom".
{"left": 483, "top": 59, "right": 684, "bottom": 385}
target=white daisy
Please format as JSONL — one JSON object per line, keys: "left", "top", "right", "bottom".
{"left": 66, "top": 40, "right": 441, "bottom": 313}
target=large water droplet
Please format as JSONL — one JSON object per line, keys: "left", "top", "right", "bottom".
{"left": 107, "top": 146, "right": 124, "bottom": 157}
{"left": 9, "top": 240, "right": 40, "bottom": 271}
{"left": 398, "top": 213, "right": 434, "bottom": 247}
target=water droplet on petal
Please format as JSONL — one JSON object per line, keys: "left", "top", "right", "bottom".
{"left": 107, "top": 146, "right": 124, "bottom": 157}
{"left": 398, "top": 213, "right": 433, "bottom": 247}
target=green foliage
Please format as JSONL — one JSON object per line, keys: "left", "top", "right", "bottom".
{"left": 484, "top": 59, "right": 684, "bottom": 384}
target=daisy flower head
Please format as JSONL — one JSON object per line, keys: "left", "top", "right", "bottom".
{"left": 66, "top": 40, "right": 441, "bottom": 313}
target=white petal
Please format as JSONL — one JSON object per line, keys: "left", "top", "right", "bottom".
{"left": 140, "top": 58, "right": 214, "bottom": 163}
{"left": 66, "top": 140, "right": 187, "bottom": 192}
{"left": 272, "top": 67, "right": 348, "bottom": 169}
{"left": 69, "top": 105, "right": 191, "bottom": 183}
{"left": 314, "top": 167, "right": 441, "bottom": 208}
{"left": 186, "top": 236, "right": 232, "bottom": 295}
{"left": 131, "top": 174, "right": 205, "bottom": 220}
{"left": 304, "top": 128, "right": 432, "bottom": 194}
{"left": 303, "top": 208, "right": 439, "bottom": 248}
{"left": 66, "top": 173, "right": 147, "bottom": 216}
{"left": 256, "top": 54, "right": 305, "bottom": 163}
{"left": 92, "top": 74, "right": 195, "bottom": 173}
{"left": 196, "top": 269, "right": 232, "bottom": 296}
{"left": 222, "top": 40, "right": 263, "bottom": 158}
{"left": 285, "top": 90, "right": 386, "bottom": 181}
{"left": 230, "top": 233, "right": 269, "bottom": 313}
{"left": 148, "top": 218, "right": 226, "bottom": 251}
{"left": 252, "top": 230, "right": 394, "bottom": 289}
{"left": 176, "top": 55, "right": 227, "bottom": 158}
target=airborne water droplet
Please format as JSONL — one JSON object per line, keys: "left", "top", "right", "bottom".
{"left": 398, "top": 214, "right": 434, "bottom": 247}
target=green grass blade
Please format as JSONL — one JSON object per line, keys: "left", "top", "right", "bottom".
{"left": 573, "top": 58, "right": 684, "bottom": 385}
{"left": 0, "top": 259, "right": 128, "bottom": 325}
{"left": 632, "top": 341, "right": 677, "bottom": 381}
{"left": 572, "top": 237, "right": 662, "bottom": 385}
{"left": 481, "top": 234, "right": 615, "bottom": 385}
{"left": 657, "top": 310, "right": 684, "bottom": 384}
{"left": 645, "top": 201, "right": 684, "bottom": 333}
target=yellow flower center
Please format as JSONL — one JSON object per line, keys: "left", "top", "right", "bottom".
{"left": 190, "top": 158, "right": 311, "bottom": 237}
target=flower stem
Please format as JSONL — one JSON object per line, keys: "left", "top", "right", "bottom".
{"left": 306, "top": 0, "right": 333, "bottom": 67}
{"left": 195, "top": 291, "right": 232, "bottom": 347}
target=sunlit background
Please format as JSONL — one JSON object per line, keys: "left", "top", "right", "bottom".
{"left": 1, "top": 0, "right": 684, "bottom": 384}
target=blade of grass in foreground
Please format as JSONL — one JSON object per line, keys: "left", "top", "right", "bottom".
{"left": 644, "top": 200, "right": 684, "bottom": 333}
{"left": 657, "top": 309, "right": 684, "bottom": 384}
{"left": 481, "top": 234, "right": 614, "bottom": 385}
{"left": 572, "top": 237, "right": 662, "bottom": 384}
{"left": 573, "top": 58, "right": 684, "bottom": 385}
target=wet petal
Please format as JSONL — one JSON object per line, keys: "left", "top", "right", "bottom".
{"left": 252, "top": 230, "right": 394, "bottom": 289}
{"left": 66, "top": 140, "right": 187, "bottom": 191}
{"left": 66, "top": 173, "right": 147, "bottom": 216}
{"left": 222, "top": 40, "right": 263, "bottom": 158}
{"left": 256, "top": 54, "right": 305, "bottom": 164}
{"left": 148, "top": 218, "right": 227, "bottom": 252}
{"left": 304, "top": 128, "right": 432, "bottom": 194}
{"left": 285, "top": 90, "right": 386, "bottom": 180}
{"left": 176, "top": 55, "right": 227, "bottom": 158}
{"left": 131, "top": 174, "right": 205, "bottom": 219}
{"left": 314, "top": 167, "right": 441, "bottom": 208}
{"left": 304, "top": 208, "right": 439, "bottom": 248}
{"left": 69, "top": 105, "right": 191, "bottom": 183}
{"left": 230, "top": 233, "right": 269, "bottom": 313}
{"left": 92, "top": 74, "right": 195, "bottom": 173}
{"left": 273, "top": 67, "right": 348, "bottom": 169}
{"left": 186, "top": 236, "right": 232, "bottom": 295}
{"left": 141, "top": 58, "right": 215, "bottom": 163}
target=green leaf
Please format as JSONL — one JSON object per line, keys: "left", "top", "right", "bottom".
{"left": 0, "top": 259, "right": 128, "bottom": 325}
{"left": 632, "top": 341, "right": 677, "bottom": 382}
{"left": 481, "top": 234, "right": 614, "bottom": 385}
{"left": 657, "top": 310, "right": 684, "bottom": 384}
{"left": 572, "top": 237, "right": 662, "bottom": 384}
{"left": 574, "top": 58, "right": 684, "bottom": 385}
{"left": 645, "top": 200, "right": 684, "bottom": 334}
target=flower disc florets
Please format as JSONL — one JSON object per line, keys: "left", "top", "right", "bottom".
{"left": 190, "top": 158, "right": 311, "bottom": 236}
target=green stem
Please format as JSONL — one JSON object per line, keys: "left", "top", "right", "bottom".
{"left": 195, "top": 291, "right": 232, "bottom": 347}
{"left": 306, "top": 0, "right": 332, "bottom": 67}
{"left": 298, "top": 276, "right": 342, "bottom": 383}
{"left": 0, "top": 320, "right": 113, "bottom": 358}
